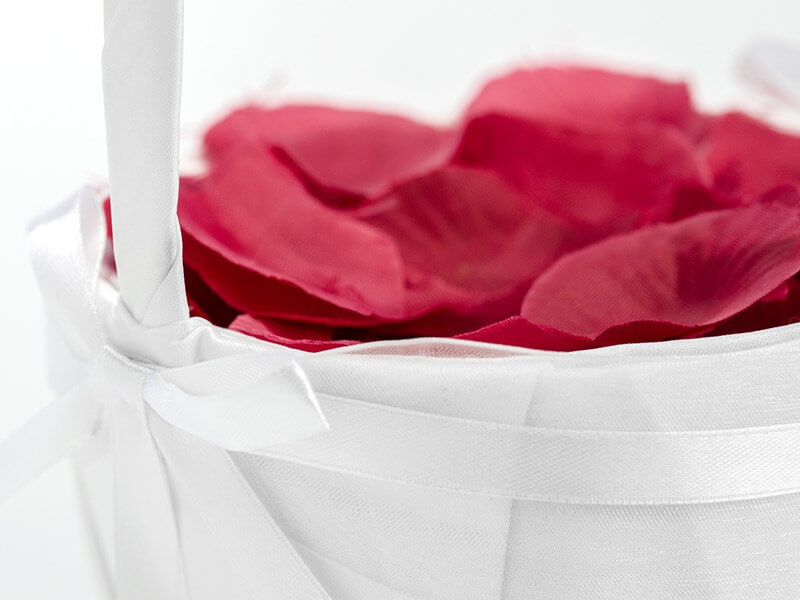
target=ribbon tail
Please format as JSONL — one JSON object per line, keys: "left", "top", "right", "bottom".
{"left": 0, "top": 379, "right": 103, "bottom": 503}
{"left": 147, "top": 358, "right": 329, "bottom": 452}
{"left": 146, "top": 410, "right": 334, "bottom": 600}
{"left": 109, "top": 388, "right": 189, "bottom": 600}
{"left": 94, "top": 347, "right": 189, "bottom": 600}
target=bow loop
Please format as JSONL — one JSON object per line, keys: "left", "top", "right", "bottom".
{"left": 146, "top": 360, "right": 328, "bottom": 452}
{"left": 5, "top": 186, "right": 332, "bottom": 599}
{"left": 14, "top": 185, "right": 329, "bottom": 470}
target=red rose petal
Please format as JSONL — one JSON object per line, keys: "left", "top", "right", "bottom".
{"left": 666, "top": 183, "right": 743, "bottom": 222}
{"left": 179, "top": 148, "right": 407, "bottom": 320}
{"left": 456, "top": 114, "right": 707, "bottom": 235}
{"left": 454, "top": 316, "right": 592, "bottom": 351}
{"left": 183, "top": 265, "right": 239, "bottom": 326}
{"left": 759, "top": 281, "right": 792, "bottom": 304}
{"left": 361, "top": 166, "right": 581, "bottom": 321}
{"left": 181, "top": 230, "right": 382, "bottom": 326}
{"left": 709, "top": 278, "right": 800, "bottom": 336}
{"left": 229, "top": 314, "right": 356, "bottom": 352}
{"left": 592, "top": 320, "right": 712, "bottom": 345}
{"left": 707, "top": 112, "right": 800, "bottom": 199}
{"left": 520, "top": 186, "right": 800, "bottom": 338}
{"left": 467, "top": 66, "right": 706, "bottom": 137}
{"left": 204, "top": 104, "right": 458, "bottom": 205}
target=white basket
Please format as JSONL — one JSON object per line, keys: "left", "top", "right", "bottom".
{"left": 3, "top": 1, "right": 800, "bottom": 598}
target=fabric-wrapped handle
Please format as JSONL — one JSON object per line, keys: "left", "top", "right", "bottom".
{"left": 102, "top": 0, "right": 189, "bottom": 327}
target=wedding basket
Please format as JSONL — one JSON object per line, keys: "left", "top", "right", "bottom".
{"left": 2, "top": 0, "right": 800, "bottom": 598}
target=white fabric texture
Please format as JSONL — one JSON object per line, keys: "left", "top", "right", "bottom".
{"left": 102, "top": 0, "right": 188, "bottom": 326}
{"left": 17, "top": 190, "right": 334, "bottom": 599}
{"left": 5, "top": 186, "right": 800, "bottom": 599}
{"left": 1, "top": 0, "right": 800, "bottom": 597}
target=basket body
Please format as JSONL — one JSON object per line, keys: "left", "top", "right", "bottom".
{"left": 40, "top": 190, "right": 798, "bottom": 598}
{"left": 68, "top": 320, "right": 800, "bottom": 599}
{"left": 7, "top": 1, "right": 798, "bottom": 597}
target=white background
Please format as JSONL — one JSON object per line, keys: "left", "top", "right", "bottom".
{"left": 1, "top": 0, "right": 799, "bottom": 597}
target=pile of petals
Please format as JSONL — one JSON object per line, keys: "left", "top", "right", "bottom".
{"left": 113, "top": 66, "right": 800, "bottom": 351}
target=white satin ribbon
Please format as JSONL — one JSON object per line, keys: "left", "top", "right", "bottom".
{"left": 0, "top": 379, "right": 103, "bottom": 503}
{"left": 2, "top": 188, "right": 331, "bottom": 599}
{"left": 103, "top": 0, "right": 189, "bottom": 327}
{"left": 268, "top": 392, "right": 800, "bottom": 504}
{"left": 13, "top": 189, "right": 800, "bottom": 511}
{"left": 24, "top": 188, "right": 329, "bottom": 457}
{"left": 6, "top": 188, "right": 800, "bottom": 597}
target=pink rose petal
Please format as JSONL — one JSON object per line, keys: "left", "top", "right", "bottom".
{"left": 521, "top": 186, "right": 800, "bottom": 338}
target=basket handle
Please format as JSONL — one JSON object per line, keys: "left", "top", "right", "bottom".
{"left": 102, "top": 0, "right": 189, "bottom": 327}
